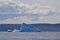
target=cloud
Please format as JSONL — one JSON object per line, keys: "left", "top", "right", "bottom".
{"left": 39, "top": 16, "right": 60, "bottom": 24}
{"left": 0, "top": 15, "right": 60, "bottom": 24}
{"left": 0, "top": 0, "right": 60, "bottom": 14}
{"left": 0, "top": 16, "right": 33, "bottom": 24}
{"left": 0, "top": 0, "right": 60, "bottom": 24}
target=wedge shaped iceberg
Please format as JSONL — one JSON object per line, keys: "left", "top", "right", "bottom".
{"left": 20, "top": 23, "right": 41, "bottom": 32}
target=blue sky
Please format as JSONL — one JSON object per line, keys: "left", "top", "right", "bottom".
{"left": 0, "top": 0, "right": 60, "bottom": 24}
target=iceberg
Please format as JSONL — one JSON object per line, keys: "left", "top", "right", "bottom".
{"left": 20, "top": 23, "right": 41, "bottom": 32}
{"left": 7, "top": 29, "right": 12, "bottom": 32}
{"left": 8, "top": 23, "right": 41, "bottom": 32}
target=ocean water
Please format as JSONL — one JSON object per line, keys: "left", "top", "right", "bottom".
{"left": 0, "top": 24, "right": 60, "bottom": 40}
{"left": 0, "top": 32, "right": 60, "bottom": 40}
{"left": 0, "top": 24, "right": 60, "bottom": 32}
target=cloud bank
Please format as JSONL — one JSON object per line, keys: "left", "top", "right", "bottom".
{"left": 0, "top": 0, "right": 60, "bottom": 24}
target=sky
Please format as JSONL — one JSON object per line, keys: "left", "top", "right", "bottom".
{"left": 0, "top": 0, "right": 60, "bottom": 24}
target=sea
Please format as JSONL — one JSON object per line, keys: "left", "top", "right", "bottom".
{"left": 0, "top": 24, "right": 60, "bottom": 40}
{"left": 0, "top": 32, "right": 60, "bottom": 40}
